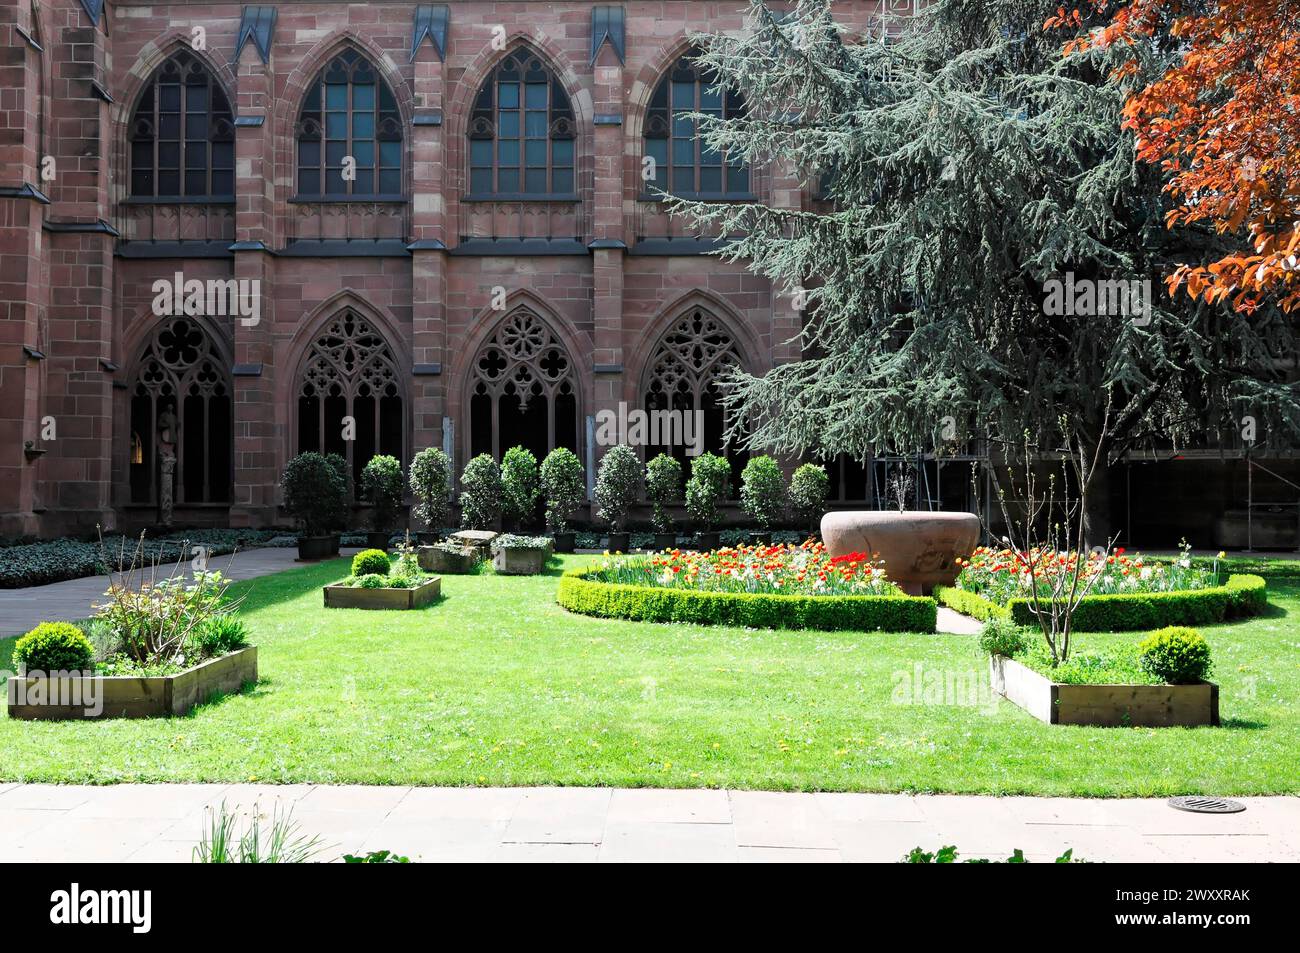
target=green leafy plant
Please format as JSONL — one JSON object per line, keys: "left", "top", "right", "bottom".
{"left": 194, "top": 802, "right": 327, "bottom": 864}
{"left": 594, "top": 445, "right": 642, "bottom": 534}
{"left": 408, "top": 447, "right": 452, "bottom": 532}
{"left": 539, "top": 447, "right": 586, "bottom": 533}
{"left": 343, "top": 850, "right": 410, "bottom": 864}
{"left": 903, "top": 846, "right": 1077, "bottom": 863}
{"left": 978, "top": 617, "right": 1030, "bottom": 657}
{"left": 351, "top": 548, "right": 391, "bottom": 577}
{"left": 685, "top": 453, "right": 730, "bottom": 532}
{"left": 360, "top": 454, "right": 405, "bottom": 533}
{"left": 645, "top": 453, "right": 683, "bottom": 534}
{"left": 281, "top": 452, "right": 349, "bottom": 537}
{"left": 501, "top": 446, "right": 541, "bottom": 529}
{"left": 788, "top": 463, "right": 829, "bottom": 532}
{"left": 739, "top": 455, "right": 785, "bottom": 530}
{"left": 358, "top": 573, "right": 391, "bottom": 589}
{"left": 192, "top": 614, "right": 248, "bottom": 658}
{"left": 92, "top": 532, "right": 241, "bottom": 666}
{"left": 1139, "top": 626, "right": 1213, "bottom": 684}
{"left": 459, "top": 454, "right": 502, "bottom": 530}
{"left": 12, "top": 621, "right": 94, "bottom": 673}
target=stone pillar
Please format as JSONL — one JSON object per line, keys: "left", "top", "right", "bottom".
{"left": 590, "top": 44, "right": 625, "bottom": 472}
{"left": 37, "top": 2, "right": 115, "bottom": 534}
{"left": 0, "top": 4, "right": 48, "bottom": 536}
{"left": 409, "top": 36, "right": 447, "bottom": 468}
{"left": 229, "top": 41, "right": 278, "bottom": 527}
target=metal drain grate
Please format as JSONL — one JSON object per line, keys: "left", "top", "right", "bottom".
{"left": 1168, "top": 796, "right": 1246, "bottom": 814}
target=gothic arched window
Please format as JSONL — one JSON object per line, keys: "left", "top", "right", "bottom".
{"left": 469, "top": 309, "right": 579, "bottom": 461}
{"left": 297, "top": 310, "right": 404, "bottom": 486}
{"left": 129, "top": 317, "right": 232, "bottom": 504}
{"left": 644, "top": 53, "right": 748, "bottom": 197}
{"left": 295, "top": 49, "right": 403, "bottom": 198}
{"left": 468, "top": 50, "right": 576, "bottom": 196}
{"left": 642, "top": 307, "right": 746, "bottom": 479}
{"left": 129, "top": 52, "right": 235, "bottom": 197}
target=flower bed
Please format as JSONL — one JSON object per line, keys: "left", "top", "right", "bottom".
{"left": 557, "top": 545, "right": 935, "bottom": 632}
{"left": 936, "top": 545, "right": 1267, "bottom": 631}
{"left": 599, "top": 542, "right": 896, "bottom": 596}
{"left": 937, "top": 573, "right": 1266, "bottom": 631}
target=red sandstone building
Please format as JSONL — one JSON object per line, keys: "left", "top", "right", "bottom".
{"left": 1, "top": 1, "right": 1296, "bottom": 546}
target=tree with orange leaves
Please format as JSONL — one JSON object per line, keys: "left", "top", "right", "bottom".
{"left": 1052, "top": 1, "right": 1300, "bottom": 313}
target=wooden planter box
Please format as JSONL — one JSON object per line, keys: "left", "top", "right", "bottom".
{"left": 323, "top": 576, "right": 442, "bottom": 609}
{"left": 989, "top": 655, "right": 1219, "bottom": 727}
{"left": 418, "top": 546, "right": 478, "bottom": 574}
{"left": 7, "top": 646, "right": 258, "bottom": 720}
{"left": 493, "top": 544, "right": 553, "bottom": 575}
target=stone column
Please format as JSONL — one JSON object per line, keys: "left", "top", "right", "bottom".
{"left": 228, "top": 41, "right": 278, "bottom": 527}
{"left": 589, "top": 44, "right": 625, "bottom": 475}
{"left": 409, "top": 35, "right": 448, "bottom": 471}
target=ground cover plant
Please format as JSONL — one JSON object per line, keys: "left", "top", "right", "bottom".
{"left": 0, "top": 555, "right": 1296, "bottom": 795}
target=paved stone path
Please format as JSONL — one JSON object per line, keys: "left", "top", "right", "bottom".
{"left": 0, "top": 547, "right": 304, "bottom": 637}
{"left": 0, "top": 783, "right": 1293, "bottom": 863}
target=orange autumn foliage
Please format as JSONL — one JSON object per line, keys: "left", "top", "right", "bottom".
{"left": 1048, "top": 1, "right": 1300, "bottom": 314}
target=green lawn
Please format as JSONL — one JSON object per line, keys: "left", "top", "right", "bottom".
{"left": 0, "top": 555, "right": 1296, "bottom": 795}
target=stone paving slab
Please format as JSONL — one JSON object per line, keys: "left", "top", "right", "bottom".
{"left": 0, "top": 784, "right": 1293, "bottom": 862}
{"left": 0, "top": 547, "right": 303, "bottom": 637}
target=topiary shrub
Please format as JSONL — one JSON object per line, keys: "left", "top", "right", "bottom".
{"left": 645, "top": 453, "right": 683, "bottom": 534}
{"left": 408, "top": 446, "right": 452, "bottom": 532}
{"left": 501, "top": 446, "right": 541, "bottom": 529}
{"left": 594, "top": 445, "right": 642, "bottom": 533}
{"left": 539, "top": 447, "right": 585, "bottom": 533}
{"left": 1138, "top": 626, "right": 1213, "bottom": 684}
{"left": 789, "top": 463, "right": 829, "bottom": 532}
{"left": 685, "top": 453, "right": 731, "bottom": 531}
{"left": 459, "top": 454, "right": 502, "bottom": 529}
{"left": 13, "top": 621, "right": 95, "bottom": 673}
{"left": 556, "top": 566, "right": 936, "bottom": 632}
{"left": 281, "top": 452, "right": 349, "bottom": 537}
{"left": 360, "top": 454, "right": 404, "bottom": 533}
{"left": 740, "top": 455, "right": 785, "bottom": 530}
{"left": 351, "top": 548, "right": 391, "bottom": 577}
{"left": 978, "top": 617, "right": 1030, "bottom": 657}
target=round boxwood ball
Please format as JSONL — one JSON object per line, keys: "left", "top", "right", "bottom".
{"left": 351, "top": 549, "right": 391, "bottom": 577}
{"left": 13, "top": 621, "right": 95, "bottom": 673}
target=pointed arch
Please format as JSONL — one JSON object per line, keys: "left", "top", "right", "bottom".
{"left": 632, "top": 292, "right": 760, "bottom": 475}
{"left": 459, "top": 41, "right": 581, "bottom": 197}
{"left": 121, "top": 44, "right": 236, "bottom": 198}
{"left": 291, "top": 305, "right": 408, "bottom": 488}
{"left": 278, "top": 32, "right": 415, "bottom": 201}
{"left": 125, "top": 313, "right": 235, "bottom": 505}
{"left": 634, "top": 40, "right": 750, "bottom": 197}
{"left": 454, "top": 293, "right": 587, "bottom": 466}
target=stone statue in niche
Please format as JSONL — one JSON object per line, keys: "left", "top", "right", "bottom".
{"left": 157, "top": 407, "right": 177, "bottom": 527}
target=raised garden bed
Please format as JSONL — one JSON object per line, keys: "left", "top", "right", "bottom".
{"left": 491, "top": 535, "right": 554, "bottom": 575}
{"left": 418, "top": 544, "right": 479, "bottom": 574}
{"left": 988, "top": 654, "right": 1219, "bottom": 727}
{"left": 323, "top": 576, "right": 442, "bottom": 610}
{"left": 936, "top": 573, "right": 1267, "bottom": 631}
{"left": 7, "top": 646, "right": 258, "bottom": 720}
{"left": 557, "top": 565, "right": 936, "bottom": 632}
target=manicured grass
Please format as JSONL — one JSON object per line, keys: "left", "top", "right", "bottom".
{"left": 0, "top": 556, "right": 1296, "bottom": 795}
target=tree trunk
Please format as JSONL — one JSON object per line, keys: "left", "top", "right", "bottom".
{"left": 1081, "top": 459, "right": 1114, "bottom": 550}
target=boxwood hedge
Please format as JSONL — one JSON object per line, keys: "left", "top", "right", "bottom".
{"left": 934, "top": 573, "right": 1267, "bottom": 632}
{"left": 556, "top": 566, "right": 937, "bottom": 632}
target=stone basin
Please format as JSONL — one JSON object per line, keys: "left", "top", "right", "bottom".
{"left": 820, "top": 510, "right": 980, "bottom": 595}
